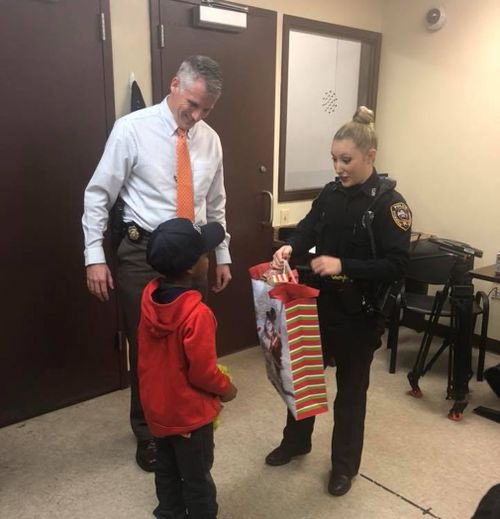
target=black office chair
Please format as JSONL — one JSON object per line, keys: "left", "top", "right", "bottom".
{"left": 386, "top": 240, "right": 489, "bottom": 378}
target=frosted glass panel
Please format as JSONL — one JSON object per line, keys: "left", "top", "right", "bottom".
{"left": 284, "top": 31, "right": 361, "bottom": 191}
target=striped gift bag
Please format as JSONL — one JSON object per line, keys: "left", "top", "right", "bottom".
{"left": 249, "top": 262, "right": 328, "bottom": 420}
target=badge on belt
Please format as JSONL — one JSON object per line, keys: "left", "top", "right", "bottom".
{"left": 127, "top": 224, "right": 141, "bottom": 242}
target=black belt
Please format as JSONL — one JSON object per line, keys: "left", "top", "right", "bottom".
{"left": 319, "top": 275, "right": 355, "bottom": 291}
{"left": 123, "top": 222, "right": 151, "bottom": 242}
{"left": 298, "top": 268, "right": 353, "bottom": 290}
{"left": 327, "top": 275, "right": 353, "bottom": 284}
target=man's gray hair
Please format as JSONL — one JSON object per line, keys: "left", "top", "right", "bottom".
{"left": 177, "top": 55, "right": 223, "bottom": 95}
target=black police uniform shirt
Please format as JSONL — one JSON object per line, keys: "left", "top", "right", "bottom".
{"left": 286, "top": 170, "right": 412, "bottom": 286}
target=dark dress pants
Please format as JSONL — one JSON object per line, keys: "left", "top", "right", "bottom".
{"left": 153, "top": 423, "right": 218, "bottom": 519}
{"left": 116, "top": 236, "right": 158, "bottom": 441}
{"left": 280, "top": 291, "right": 383, "bottom": 477}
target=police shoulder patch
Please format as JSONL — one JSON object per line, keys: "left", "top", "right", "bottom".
{"left": 390, "top": 202, "right": 411, "bottom": 231}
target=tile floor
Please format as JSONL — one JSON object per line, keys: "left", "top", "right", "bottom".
{"left": 1, "top": 328, "right": 499, "bottom": 519}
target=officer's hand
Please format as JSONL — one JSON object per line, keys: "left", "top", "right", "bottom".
{"left": 271, "top": 245, "right": 293, "bottom": 270}
{"left": 86, "top": 263, "right": 114, "bottom": 302}
{"left": 212, "top": 264, "right": 232, "bottom": 293}
{"left": 220, "top": 382, "right": 238, "bottom": 402}
{"left": 310, "top": 256, "right": 342, "bottom": 276}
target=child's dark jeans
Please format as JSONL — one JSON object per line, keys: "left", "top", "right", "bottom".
{"left": 153, "top": 423, "right": 217, "bottom": 519}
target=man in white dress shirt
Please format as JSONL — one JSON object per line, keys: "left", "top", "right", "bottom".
{"left": 82, "top": 56, "right": 232, "bottom": 471}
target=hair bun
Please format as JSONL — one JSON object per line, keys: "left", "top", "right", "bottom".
{"left": 353, "top": 106, "right": 375, "bottom": 125}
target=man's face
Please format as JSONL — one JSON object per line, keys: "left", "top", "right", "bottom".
{"left": 331, "top": 138, "right": 376, "bottom": 188}
{"left": 168, "top": 77, "right": 220, "bottom": 131}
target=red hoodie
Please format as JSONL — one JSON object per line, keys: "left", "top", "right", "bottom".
{"left": 137, "top": 278, "right": 230, "bottom": 437}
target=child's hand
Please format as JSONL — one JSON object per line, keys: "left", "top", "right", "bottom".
{"left": 220, "top": 382, "right": 238, "bottom": 402}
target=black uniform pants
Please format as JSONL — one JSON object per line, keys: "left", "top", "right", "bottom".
{"left": 279, "top": 291, "right": 383, "bottom": 477}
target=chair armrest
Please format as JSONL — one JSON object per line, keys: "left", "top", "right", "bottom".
{"left": 475, "top": 290, "right": 489, "bottom": 315}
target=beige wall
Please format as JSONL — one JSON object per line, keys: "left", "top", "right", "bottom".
{"left": 108, "top": 0, "right": 500, "bottom": 338}
{"left": 109, "top": 0, "right": 153, "bottom": 116}
{"left": 376, "top": 0, "right": 500, "bottom": 338}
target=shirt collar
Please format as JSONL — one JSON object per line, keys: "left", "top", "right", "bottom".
{"left": 160, "top": 96, "right": 196, "bottom": 139}
{"left": 337, "top": 168, "right": 379, "bottom": 198}
{"left": 359, "top": 169, "right": 380, "bottom": 197}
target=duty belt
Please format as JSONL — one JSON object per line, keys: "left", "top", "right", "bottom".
{"left": 328, "top": 275, "right": 352, "bottom": 284}
{"left": 318, "top": 274, "right": 354, "bottom": 293}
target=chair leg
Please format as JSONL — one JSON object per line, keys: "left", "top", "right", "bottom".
{"left": 476, "top": 291, "right": 490, "bottom": 381}
{"left": 388, "top": 327, "right": 399, "bottom": 374}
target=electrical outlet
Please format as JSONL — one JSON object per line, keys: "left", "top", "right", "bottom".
{"left": 280, "top": 209, "right": 290, "bottom": 225}
{"left": 492, "top": 287, "right": 500, "bottom": 300}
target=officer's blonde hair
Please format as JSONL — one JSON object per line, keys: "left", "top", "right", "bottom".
{"left": 334, "top": 106, "right": 377, "bottom": 154}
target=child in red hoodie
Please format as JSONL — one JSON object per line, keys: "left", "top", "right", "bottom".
{"left": 138, "top": 218, "right": 238, "bottom": 519}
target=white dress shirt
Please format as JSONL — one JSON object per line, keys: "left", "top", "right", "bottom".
{"left": 82, "top": 98, "right": 231, "bottom": 266}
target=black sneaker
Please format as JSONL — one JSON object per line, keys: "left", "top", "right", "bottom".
{"left": 265, "top": 445, "right": 311, "bottom": 466}
{"left": 136, "top": 439, "right": 157, "bottom": 472}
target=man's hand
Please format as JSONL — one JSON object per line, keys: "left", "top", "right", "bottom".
{"left": 86, "top": 263, "right": 114, "bottom": 302}
{"left": 310, "top": 256, "right": 342, "bottom": 276}
{"left": 271, "top": 245, "right": 293, "bottom": 270}
{"left": 220, "top": 381, "right": 238, "bottom": 402}
{"left": 212, "top": 264, "right": 232, "bottom": 293}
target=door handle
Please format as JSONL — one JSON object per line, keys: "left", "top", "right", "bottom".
{"left": 261, "top": 190, "right": 273, "bottom": 225}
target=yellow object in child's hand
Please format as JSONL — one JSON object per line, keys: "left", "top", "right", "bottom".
{"left": 217, "top": 363, "right": 232, "bottom": 379}
{"left": 214, "top": 363, "right": 232, "bottom": 430}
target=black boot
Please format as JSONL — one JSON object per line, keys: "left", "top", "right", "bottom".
{"left": 265, "top": 445, "right": 311, "bottom": 466}
{"left": 328, "top": 473, "right": 352, "bottom": 496}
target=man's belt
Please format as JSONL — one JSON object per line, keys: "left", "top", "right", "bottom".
{"left": 123, "top": 222, "right": 151, "bottom": 242}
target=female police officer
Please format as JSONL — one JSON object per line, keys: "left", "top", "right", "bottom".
{"left": 266, "top": 107, "right": 411, "bottom": 496}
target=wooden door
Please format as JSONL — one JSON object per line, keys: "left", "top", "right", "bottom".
{"left": 0, "top": 0, "right": 123, "bottom": 427}
{"left": 150, "top": 0, "right": 276, "bottom": 355}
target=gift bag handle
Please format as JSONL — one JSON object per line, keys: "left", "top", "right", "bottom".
{"left": 283, "top": 260, "right": 298, "bottom": 284}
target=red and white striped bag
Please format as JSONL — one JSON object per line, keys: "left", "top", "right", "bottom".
{"left": 249, "top": 262, "right": 328, "bottom": 420}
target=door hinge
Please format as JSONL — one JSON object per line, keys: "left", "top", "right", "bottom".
{"left": 158, "top": 24, "right": 165, "bottom": 48}
{"left": 100, "top": 12, "right": 106, "bottom": 41}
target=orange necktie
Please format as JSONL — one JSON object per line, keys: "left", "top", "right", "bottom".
{"left": 175, "top": 128, "right": 194, "bottom": 221}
